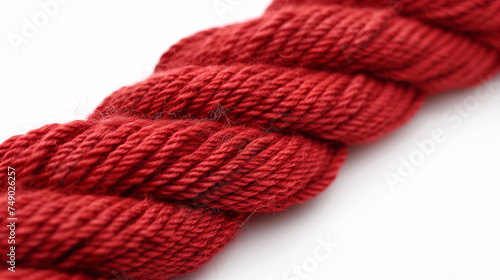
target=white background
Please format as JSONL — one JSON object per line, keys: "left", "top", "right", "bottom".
{"left": 1, "top": 1, "right": 500, "bottom": 280}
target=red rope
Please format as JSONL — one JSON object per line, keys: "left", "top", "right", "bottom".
{"left": 1, "top": 0, "right": 499, "bottom": 279}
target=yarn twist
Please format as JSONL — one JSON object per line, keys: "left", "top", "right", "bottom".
{"left": 1, "top": 0, "right": 499, "bottom": 279}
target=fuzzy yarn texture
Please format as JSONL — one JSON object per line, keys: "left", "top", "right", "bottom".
{"left": 1, "top": 0, "right": 499, "bottom": 279}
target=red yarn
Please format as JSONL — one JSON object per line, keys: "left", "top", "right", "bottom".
{"left": 1, "top": 0, "right": 499, "bottom": 279}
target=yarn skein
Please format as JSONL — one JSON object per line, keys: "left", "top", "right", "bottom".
{"left": 1, "top": 0, "right": 499, "bottom": 279}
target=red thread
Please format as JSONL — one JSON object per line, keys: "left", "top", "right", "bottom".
{"left": 1, "top": 0, "right": 499, "bottom": 279}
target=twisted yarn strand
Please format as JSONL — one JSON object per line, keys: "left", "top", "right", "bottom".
{"left": 1, "top": 0, "right": 499, "bottom": 279}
